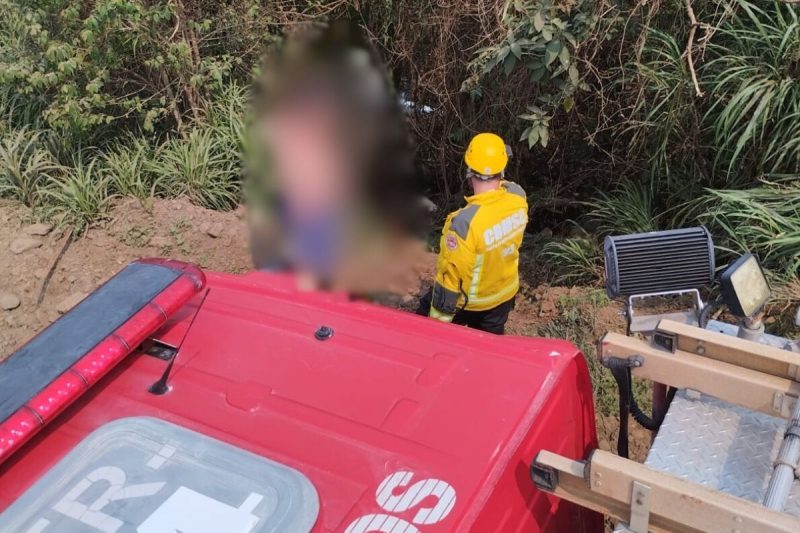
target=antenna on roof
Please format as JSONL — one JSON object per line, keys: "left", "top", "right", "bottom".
{"left": 149, "top": 289, "right": 210, "bottom": 395}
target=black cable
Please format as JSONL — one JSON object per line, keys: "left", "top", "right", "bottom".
{"left": 699, "top": 297, "right": 724, "bottom": 329}
{"left": 608, "top": 363, "right": 630, "bottom": 458}
{"left": 605, "top": 356, "right": 671, "bottom": 457}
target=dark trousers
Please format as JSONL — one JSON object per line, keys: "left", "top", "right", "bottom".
{"left": 415, "top": 289, "right": 515, "bottom": 335}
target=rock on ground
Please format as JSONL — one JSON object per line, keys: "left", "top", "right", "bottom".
{"left": 10, "top": 237, "right": 42, "bottom": 254}
{"left": 24, "top": 223, "right": 52, "bottom": 236}
{"left": 206, "top": 223, "right": 224, "bottom": 238}
{"left": 0, "top": 293, "right": 20, "bottom": 311}
{"left": 57, "top": 292, "right": 87, "bottom": 314}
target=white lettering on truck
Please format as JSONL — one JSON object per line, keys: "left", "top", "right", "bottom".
{"left": 38, "top": 465, "right": 263, "bottom": 533}
{"left": 51, "top": 466, "right": 164, "bottom": 532}
{"left": 345, "top": 471, "right": 457, "bottom": 533}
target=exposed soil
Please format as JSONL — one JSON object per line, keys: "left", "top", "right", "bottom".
{"left": 0, "top": 196, "right": 640, "bottom": 457}
{"left": 0, "top": 198, "right": 251, "bottom": 358}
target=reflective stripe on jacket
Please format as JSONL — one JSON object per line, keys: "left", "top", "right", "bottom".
{"left": 430, "top": 181, "right": 528, "bottom": 320}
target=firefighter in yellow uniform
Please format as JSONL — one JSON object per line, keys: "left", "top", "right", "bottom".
{"left": 417, "top": 133, "right": 528, "bottom": 334}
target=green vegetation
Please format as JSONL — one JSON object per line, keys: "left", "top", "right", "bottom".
{"left": 542, "top": 237, "right": 603, "bottom": 286}
{"left": 0, "top": 0, "right": 796, "bottom": 305}
{"left": 42, "top": 159, "right": 112, "bottom": 232}
{"left": 0, "top": 129, "right": 59, "bottom": 207}
{"left": 535, "top": 295, "right": 650, "bottom": 417}
{"left": 0, "top": 0, "right": 796, "bottom": 456}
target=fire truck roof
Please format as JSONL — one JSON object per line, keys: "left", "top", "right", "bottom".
{"left": 0, "top": 264, "right": 594, "bottom": 532}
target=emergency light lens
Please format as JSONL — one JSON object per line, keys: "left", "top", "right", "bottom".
{"left": 0, "top": 259, "right": 205, "bottom": 466}
{"left": 721, "top": 253, "right": 771, "bottom": 318}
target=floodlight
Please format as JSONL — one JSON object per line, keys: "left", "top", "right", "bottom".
{"left": 720, "top": 253, "right": 770, "bottom": 318}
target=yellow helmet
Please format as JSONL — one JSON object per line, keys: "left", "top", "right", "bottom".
{"left": 464, "top": 133, "right": 508, "bottom": 177}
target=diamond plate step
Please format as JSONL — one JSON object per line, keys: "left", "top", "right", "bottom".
{"left": 645, "top": 390, "right": 800, "bottom": 517}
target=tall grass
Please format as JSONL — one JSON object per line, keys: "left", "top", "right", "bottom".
{"left": 703, "top": 1, "right": 800, "bottom": 178}
{"left": 102, "top": 136, "right": 160, "bottom": 200}
{"left": 619, "top": 0, "right": 800, "bottom": 187}
{"left": 587, "top": 180, "right": 658, "bottom": 236}
{"left": 704, "top": 178, "right": 800, "bottom": 279}
{"left": 542, "top": 237, "right": 604, "bottom": 285}
{"left": 42, "top": 159, "right": 113, "bottom": 232}
{"left": 622, "top": 28, "right": 697, "bottom": 187}
{"left": 150, "top": 128, "right": 240, "bottom": 211}
{"left": 0, "top": 129, "right": 60, "bottom": 207}
{"left": 542, "top": 181, "right": 656, "bottom": 285}
{"left": 205, "top": 82, "right": 249, "bottom": 155}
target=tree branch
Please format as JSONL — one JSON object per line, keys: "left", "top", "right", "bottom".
{"left": 685, "top": 0, "right": 704, "bottom": 98}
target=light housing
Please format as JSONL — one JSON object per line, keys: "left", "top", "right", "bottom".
{"left": 720, "top": 253, "right": 770, "bottom": 318}
{"left": 604, "top": 227, "right": 715, "bottom": 298}
{"left": 0, "top": 259, "right": 205, "bottom": 466}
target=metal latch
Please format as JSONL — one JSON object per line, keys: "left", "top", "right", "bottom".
{"left": 144, "top": 339, "right": 178, "bottom": 361}
{"left": 617, "top": 481, "right": 651, "bottom": 533}
{"left": 652, "top": 330, "right": 676, "bottom": 353}
{"left": 530, "top": 461, "right": 558, "bottom": 492}
{"left": 773, "top": 392, "right": 799, "bottom": 418}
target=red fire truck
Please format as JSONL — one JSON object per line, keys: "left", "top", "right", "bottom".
{"left": 3, "top": 227, "right": 800, "bottom": 533}
{"left": 0, "top": 258, "right": 600, "bottom": 532}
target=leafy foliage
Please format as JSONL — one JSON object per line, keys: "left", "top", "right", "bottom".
{"left": 464, "top": 0, "right": 597, "bottom": 149}
{"left": 0, "top": 0, "right": 258, "bottom": 140}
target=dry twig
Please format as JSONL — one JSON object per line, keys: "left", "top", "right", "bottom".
{"left": 37, "top": 228, "right": 75, "bottom": 306}
{"left": 685, "top": 0, "right": 704, "bottom": 98}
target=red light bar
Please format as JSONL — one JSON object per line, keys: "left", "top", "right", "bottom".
{"left": 0, "top": 259, "right": 205, "bottom": 465}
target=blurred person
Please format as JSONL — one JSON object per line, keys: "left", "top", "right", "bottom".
{"left": 416, "top": 133, "right": 528, "bottom": 334}
{"left": 246, "top": 21, "right": 429, "bottom": 294}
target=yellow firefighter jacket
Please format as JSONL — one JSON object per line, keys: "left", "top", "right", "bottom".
{"left": 430, "top": 181, "right": 528, "bottom": 321}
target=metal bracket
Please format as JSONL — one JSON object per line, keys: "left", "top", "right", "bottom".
{"left": 685, "top": 388, "right": 703, "bottom": 401}
{"left": 627, "top": 289, "right": 705, "bottom": 337}
{"left": 652, "top": 330, "right": 676, "bottom": 353}
{"left": 144, "top": 339, "right": 178, "bottom": 361}
{"left": 628, "top": 481, "right": 651, "bottom": 533}
{"left": 530, "top": 461, "right": 558, "bottom": 491}
{"left": 773, "top": 392, "right": 799, "bottom": 418}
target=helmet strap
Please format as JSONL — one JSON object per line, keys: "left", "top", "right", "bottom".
{"left": 467, "top": 170, "right": 502, "bottom": 182}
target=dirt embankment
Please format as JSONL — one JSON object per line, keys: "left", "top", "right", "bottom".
{"left": 0, "top": 198, "right": 251, "bottom": 357}
{"left": 0, "top": 197, "right": 641, "bottom": 458}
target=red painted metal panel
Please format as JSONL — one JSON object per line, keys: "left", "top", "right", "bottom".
{"left": 0, "top": 267, "right": 601, "bottom": 532}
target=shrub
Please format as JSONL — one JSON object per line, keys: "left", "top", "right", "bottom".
{"left": 0, "top": 0, "right": 254, "bottom": 141}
